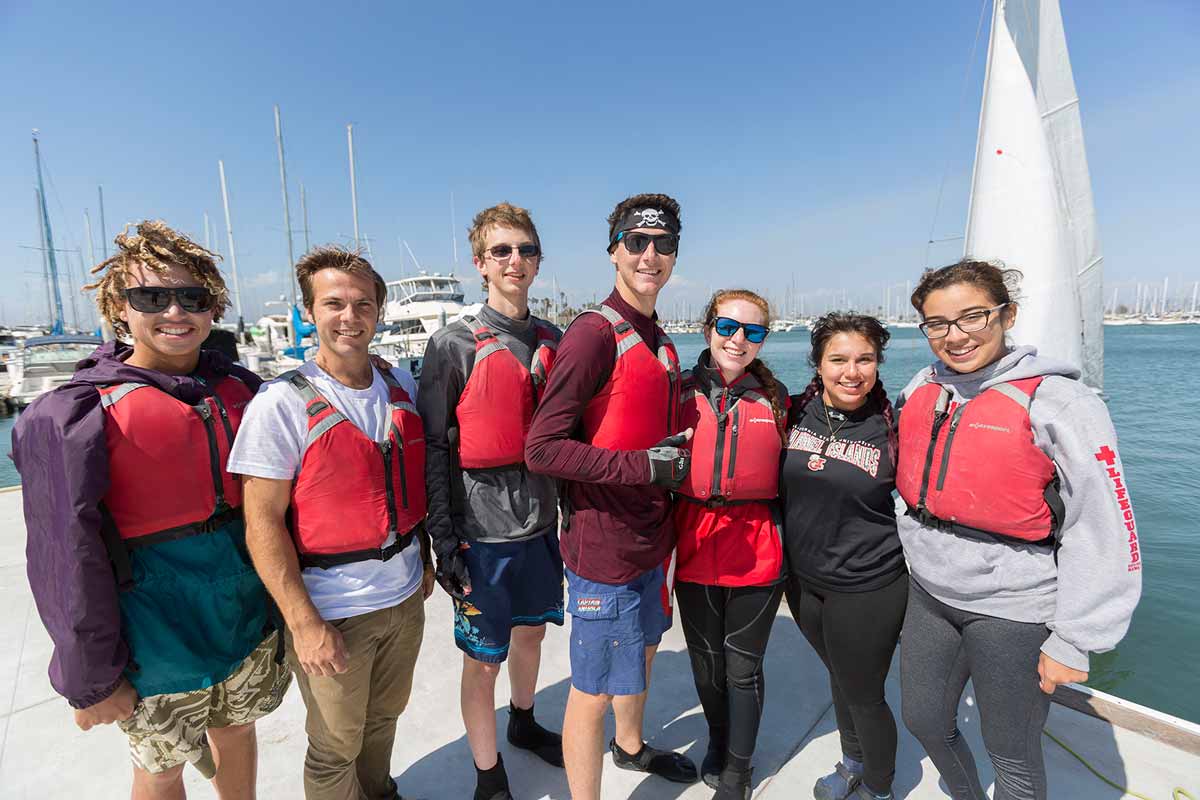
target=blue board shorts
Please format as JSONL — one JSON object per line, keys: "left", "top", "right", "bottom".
{"left": 565, "top": 565, "right": 671, "bottom": 696}
{"left": 453, "top": 534, "right": 565, "bottom": 663}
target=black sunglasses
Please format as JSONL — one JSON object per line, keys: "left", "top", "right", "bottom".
{"left": 713, "top": 316, "right": 769, "bottom": 343}
{"left": 487, "top": 243, "right": 540, "bottom": 260}
{"left": 617, "top": 231, "right": 679, "bottom": 256}
{"left": 124, "top": 286, "right": 215, "bottom": 314}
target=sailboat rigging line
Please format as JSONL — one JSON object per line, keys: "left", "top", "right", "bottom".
{"left": 39, "top": 152, "right": 86, "bottom": 273}
{"left": 1041, "top": 97, "right": 1081, "bottom": 119}
{"left": 923, "top": 0, "right": 991, "bottom": 270}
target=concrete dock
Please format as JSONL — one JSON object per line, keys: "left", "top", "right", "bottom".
{"left": 1, "top": 486, "right": 1196, "bottom": 799}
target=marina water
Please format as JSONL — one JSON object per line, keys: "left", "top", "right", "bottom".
{"left": 0, "top": 324, "right": 1195, "bottom": 723}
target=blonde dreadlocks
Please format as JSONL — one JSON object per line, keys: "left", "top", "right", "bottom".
{"left": 86, "top": 220, "right": 230, "bottom": 337}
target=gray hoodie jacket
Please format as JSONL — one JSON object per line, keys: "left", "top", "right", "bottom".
{"left": 896, "top": 346, "right": 1143, "bottom": 672}
{"left": 418, "top": 305, "right": 561, "bottom": 548}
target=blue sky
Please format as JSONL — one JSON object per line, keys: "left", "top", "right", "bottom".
{"left": 2, "top": 0, "right": 1197, "bottom": 327}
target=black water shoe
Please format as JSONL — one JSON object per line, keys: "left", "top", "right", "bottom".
{"left": 712, "top": 765, "right": 752, "bottom": 800}
{"left": 701, "top": 733, "right": 726, "bottom": 788}
{"left": 609, "top": 739, "right": 699, "bottom": 784}
{"left": 474, "top": 753, "right": 513, "bottom": 800}
{"left": 507, "top": 702, "right": 564, "bottom": 767}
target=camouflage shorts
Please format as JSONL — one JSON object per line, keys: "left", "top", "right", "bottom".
{"left": 117, "top": 632, "right": 291, "bottom": 777}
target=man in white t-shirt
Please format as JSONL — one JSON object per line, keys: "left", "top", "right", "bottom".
{"left": 231, "top": 246, "right": 434, "bottom": 800}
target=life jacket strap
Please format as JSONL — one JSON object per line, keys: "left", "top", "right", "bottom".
{"left": 298, "top": 522, "right": 419, "bottom": 570}
{"left": 100, "top": 506, "right": 245, "bottom": 591}
{"left": 676, "top": 493, "right": 763, "bottom": 509}
{"left": 904, "top": 505, "right": 1057, "bottom": 548}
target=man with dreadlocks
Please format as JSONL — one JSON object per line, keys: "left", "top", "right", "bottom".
{"left": 12, "top": 220, "right": 290, "bottom": 798}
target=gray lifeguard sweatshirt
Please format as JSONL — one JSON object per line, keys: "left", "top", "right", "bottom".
{"left": 896, "top": 346, "right": 1143, "bottom": 672}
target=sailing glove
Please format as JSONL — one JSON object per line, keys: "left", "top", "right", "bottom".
{"left": 647, "top": 433, "right": 691, "bottom": 489}
{"left": 433, "top": 537, "right": 472, "bottom": 601}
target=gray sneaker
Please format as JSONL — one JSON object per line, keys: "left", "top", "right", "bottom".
{"left": 813, "top": 761, "right": 863, "bottom": 800}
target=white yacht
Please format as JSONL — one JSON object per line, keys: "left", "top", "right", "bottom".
{"left": 373, "top": 273, "right": 467, "bottom": 362}
{"left": 6, "top": 335, "right": 103, "bottom": 408}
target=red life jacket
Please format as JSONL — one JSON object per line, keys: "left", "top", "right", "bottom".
{"left": 456, "top": 315, "right": 557, "bottom": 469}
{"left": 896, "top": 376, "right": 1064, "bottom": 543}
{"left": 673, "top": 370, "right": 785, "bottom": 587}
{"left": 284, "top": 368, "right": 427, "bottom": 569}
{"left": 100, "top": 375, "right": 251, "bottom": 542}
{"left": 579, "top": 305, "right": 681, "bottom": 450}
{"left": 98, "top": 376, "right": 252, "bottom": 588}
{"left": 677, "top": 374, "right": 782, "bottom": 504}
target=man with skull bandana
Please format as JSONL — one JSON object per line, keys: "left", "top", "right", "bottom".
{"left": 526, "top": 193, "right": 698, "bottom": 799}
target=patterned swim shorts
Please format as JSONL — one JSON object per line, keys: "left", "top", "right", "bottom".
{"left": 117, "top": 632, "right": 291, "bottom": 777}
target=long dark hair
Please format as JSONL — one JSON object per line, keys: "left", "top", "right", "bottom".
{"left": 793, "top": 312, "right": 896, "bottom": 466}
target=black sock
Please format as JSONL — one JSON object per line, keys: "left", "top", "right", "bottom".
{"left": 474, "top": 753, "right": 509, "bottom": 800}
{"left": 508, "top": 702, "right": 564, "bottom": 767}
{"left": 508, "top": 702, "right": 557, "bottom": 744}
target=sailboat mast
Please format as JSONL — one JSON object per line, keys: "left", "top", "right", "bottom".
{"left": 300, "top": 183, "right": 311, "bottom": 254}
{"left": 83, "top": 209, "right": 100, "bottom": 331}
{"left": 274, "top": 105, "right": 297, "bottom": 307}
{"left": 83, "top": 210, "right": 96, "bottom": 267}
{"left": 217, "top": 160, "right": 245, "bottom": 325}
{"left": 98, "top": 186, "right": 109, "bottom": 260}
{"left": 203, "top": 212, "right": 213, "bottom": 252}
{"left": 32, "top": 131, "right": 65, "bottom": 334}
{"left": 35, "top": 189, "right": 52, "bottom": 327}
{"left": 347, "top": 124, "right": 361, "bottom": 248}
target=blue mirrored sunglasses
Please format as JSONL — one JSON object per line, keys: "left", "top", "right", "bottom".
{"left": 713, "top": 316, "right": 769, "bottom": 343}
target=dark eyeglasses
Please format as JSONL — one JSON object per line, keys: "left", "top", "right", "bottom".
{"left": 124, "top": 286, "right": 215, "bottom": 314}
{"left": 918, "top": 303, "right": 1009, "bottom": 339}
{"left": 616, "top": 231, "right": 679, "bottom": 256}
{"left": 712, "top": 316, "right": 769, "bottom": 343}
{"left": 487, "top": 243, "right": 540, "bottom": 261}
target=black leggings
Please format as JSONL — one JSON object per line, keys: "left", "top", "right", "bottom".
{"left": 901, "top": 578, "right": 1052, "bottom": 800}
{"left": 786, "top": 572, "right": 908, "bottom": 793}
{"left": 675, "top": 581, "right": 784, "bottom": 769}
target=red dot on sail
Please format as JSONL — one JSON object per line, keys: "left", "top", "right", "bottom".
{"left": 996, "top": 149, "right": 1004, "bottom": 155}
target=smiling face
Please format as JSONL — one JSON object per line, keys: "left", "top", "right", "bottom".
{"left": 610, "top": 226, "right": 675, "bottom": 311}
{"left": 706, "top": 298, "right": 767, "bottom": 384}
{"left": 818, "top": 332, "right": 879, "bottom": 411}
{"left": 474, "top": 224, "right": 539, "bottom": 300}
{"left": 921, "top": 282, "right": 1016, "bottom": 374}
{"left": 120, "top": 260, "right": 214, "bottom": 374}
{"left": 306, "top": 267, "right": 380, "bottom": 365}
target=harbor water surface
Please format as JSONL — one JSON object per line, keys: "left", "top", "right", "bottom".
{"left": 0, "top": 324, "right": 1195, "bottom": 723}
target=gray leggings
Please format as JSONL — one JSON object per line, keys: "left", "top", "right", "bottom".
{"left": 900, "top": 579, "right": 1052, "bottom": 800}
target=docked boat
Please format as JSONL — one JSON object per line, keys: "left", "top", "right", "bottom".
{"left": 5, "top": 334, "right": 102, "bottom": 409}
{"left": 372, "top": 273, "right": 466, "bottom": 362}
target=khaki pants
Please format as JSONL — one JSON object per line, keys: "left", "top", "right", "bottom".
{"left": 286, "top": 591, "right": 425, "bottom": 800}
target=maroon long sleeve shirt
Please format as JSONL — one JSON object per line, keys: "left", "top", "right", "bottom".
{"left": 525, "top": 289, "right": 675, "bottom": 584}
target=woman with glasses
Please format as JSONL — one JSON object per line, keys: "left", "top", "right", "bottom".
{"left": 672, "top": 289, "right": 789, "bottom": 800}
{"left": 896, "top": 260, "right": 1141, "bottom": 800}
{"left": 12, "top": 220, "right": 288, "bottom": 799}
{"left": 780, "top": 313, "right": 904, "bottom": 800}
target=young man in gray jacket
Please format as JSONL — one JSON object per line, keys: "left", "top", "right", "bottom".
{"left": 417, "top": 203, "right": 564, "bottom": 800}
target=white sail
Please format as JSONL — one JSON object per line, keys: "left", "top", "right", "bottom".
{"left": 964, "top": 0, "right": 1103, "bottom": 390}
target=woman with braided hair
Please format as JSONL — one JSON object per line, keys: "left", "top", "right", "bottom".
{"left": 672, "top": 289, "right": 789, "bottom": 800}
{"left": 12, "top": 220, "right": 289, "bottom": 799}
{"left": 780, "top": 312, "right": 905, "bottom": 800}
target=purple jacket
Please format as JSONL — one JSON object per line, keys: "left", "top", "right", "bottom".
{"left": 11, "top": 341, "right": 261, "bottom": 708}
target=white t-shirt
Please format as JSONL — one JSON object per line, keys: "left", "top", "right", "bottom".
{"left": 228, "top": 360, "right": 423, "bottom": 621}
